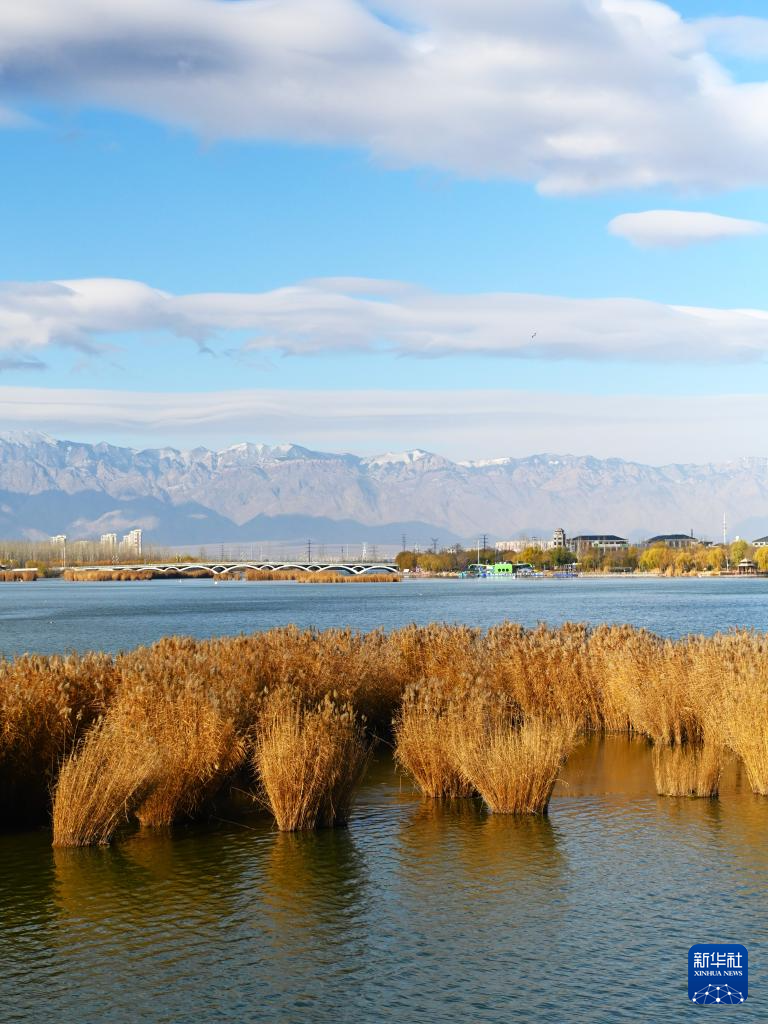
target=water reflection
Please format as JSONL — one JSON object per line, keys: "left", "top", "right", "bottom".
{"left": 557, "top": 733, "right": 654, "bottom": 797}
{"left": 401, "top": 798, "right": 564, "bottom": 891}
{"left": 2, "top": 744, "right": 768, "bottom": 1023}
{"left": 258, "top": 828, "right": 370, "bottom": 1015}
{"left": 262, "top": 827, "right": 369, "bottom": 932}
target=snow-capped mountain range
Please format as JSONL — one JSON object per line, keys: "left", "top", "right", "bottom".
{"left": 1, "top": 431, "right": 768, "bottom": 545}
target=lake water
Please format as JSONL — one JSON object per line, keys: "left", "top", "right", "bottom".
{"left": 2, "top": 741, "right": 765, "bottom": 1023}
{"left": 2, "top": 574, "right": 768, "bottom": 657}
{"left": 2, "top": 577, "right": 767, "bottom": 1022}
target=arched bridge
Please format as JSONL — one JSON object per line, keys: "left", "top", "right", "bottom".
{"left": 67, "top": 560, "right": 401, "bottom": 577}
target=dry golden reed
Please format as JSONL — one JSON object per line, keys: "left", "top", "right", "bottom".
{"left": 454, "top": 710, "right": 576, "bottom": 815}
{"left": 0, "top": 569, "right": 37, "bottom": 582}
{"left": 52, "top": 714, "right": 159, "bottom": 847}
{"left": 652, "top": 743, "right": 723, "bottom": 798}
{"left": 716, "top": 642, "right": 768, "bottom": 794}
{"left": 124, "top": 683, "right": 246, "bottom": 828}
{"left": 394, "top": 685, "right": 474, "bottom": 798}
{"left": 0, "top": 652, "right": 116, "bottom": 824}
{"left": 253, "top": 689, "right": 370, "bottom": 831}
{"left": 8, "top": 622, "right": 768, "bottom": 839}
{"left": 295, "top": 572, "right": 400, "bottom": 583}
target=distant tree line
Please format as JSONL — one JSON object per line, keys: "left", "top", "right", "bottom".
{"left": 0, "top": 540, "right": 197, "bottom": 573}
{"left": 396, "top": 545, "right": 579, "bottom": 573}
{"left": 396, "top": 539, "right": 767, "bottom": 575}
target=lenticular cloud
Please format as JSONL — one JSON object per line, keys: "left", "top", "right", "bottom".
{"left": 3, "top": 276, "right": 768, "bottom": 364}
{"left": 609, "top": 210, "right": 768, "bottom": 248}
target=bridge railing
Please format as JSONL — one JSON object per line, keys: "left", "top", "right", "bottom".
{"left": 64, "top": 560, "right": 401, "bottom": 577}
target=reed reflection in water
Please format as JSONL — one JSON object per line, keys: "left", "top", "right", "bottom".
{"left": 1, "top": 739, "right": 767, "bottom": 1023}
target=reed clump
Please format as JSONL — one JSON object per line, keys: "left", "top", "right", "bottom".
{"left": 65, "top": 568, "right": 157, "bottom": 581}
{"left": 394, "top": 685, "right": 474, "bottom": 798}
{"left": 715, "top": 636, "right": 768, "bottom": 794}
{"left": 0, "top": 569, "right": 37, "bottom": 581}
{"left": 119, "top": 682, "right": 247, "bottom": 828}
{"left": 484, "top": 623, "right": 595, "bottom": 729}
{"left": 52, "top": 713, "right": 160, "bottom": 847}
{"left": 652, "top": 742, "right": 722, "bottom": 798}
{"left": 253, "top": 689, "right": 370, "bottom": 831}
{"left": 244, "top": 568, "right": 305, "bottom": 581}
{"left": 12, "top": 622, "right": 768, "bottom": 840}
{"left": 295, "top": 572, "right": 400, "bottom": 583}
{"left": 454, "top": 707, "right": 576, "bottom": 815}
{"left": 0, "top": 652, "right": 117, "bottom": 824}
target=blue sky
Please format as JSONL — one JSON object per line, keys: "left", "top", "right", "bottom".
{"left": 2, "top": 1, "right": 768, "bottom": 462}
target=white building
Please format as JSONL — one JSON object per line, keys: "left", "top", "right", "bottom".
{"left": 550, "top": 528, "right": 567, "bottom": 549}
{"left": 496, "top": 528, "right": 568, "bottom": 553}
{"left": 119, "top": 528, "right": 143, "bottom": 557}
{"left": 567, "top": 534, "right": 628, "bottom": 554}
{"left": 495, "top": 536, "right": 546, "bottom": 554}
{"left": 100, "top": 532, "right": 118, "bottom": 549}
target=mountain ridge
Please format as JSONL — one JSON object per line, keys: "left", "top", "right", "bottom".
{"left": 1, "top": 433, "right": 767, "bottom": 544}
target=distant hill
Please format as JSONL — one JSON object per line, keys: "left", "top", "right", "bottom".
{"left": 1, "top": 431, "right": 767, "bottom": 545}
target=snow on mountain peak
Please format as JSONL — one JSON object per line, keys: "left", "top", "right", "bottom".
{"left": 365, "top": 449, "right": 429, "bottom": 467}
{"left": 0, "top": 430, "right": 59, "bottom": 446}
{"left": 459, "top": 456, "right": 513, "bottom": 468}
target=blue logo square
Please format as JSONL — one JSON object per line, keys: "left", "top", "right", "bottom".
{"left": 689, "top": 944, "right": 748, "bottom": 1004}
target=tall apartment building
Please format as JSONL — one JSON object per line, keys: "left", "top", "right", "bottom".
{"left": 100, "top": 532, "right": 118, "bottom": 550}
{"left": 120, "top": 528, "right": 143, "bottom": 557}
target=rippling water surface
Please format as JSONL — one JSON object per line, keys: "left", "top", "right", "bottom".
{"left": 2, "top": 579, "right": 768, "bottom": 1020}
{"left": 3, "top": 575, "right": 768, "bottom": 656}
{"left": 2, "top": 742, "right": 766, "bottom": 1023}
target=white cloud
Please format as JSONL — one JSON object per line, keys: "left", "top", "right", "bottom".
{"left": 0, "top": 384, "right": 765, "bottom": 464}
{"left": 1, "top": 2, "right": 768, "bottom": 191}
{"left": 4, "top": 275, "right": 768, "bottom": 363}
{"left": 608, "top": 209, "right": 768, "bottom": 247}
